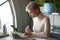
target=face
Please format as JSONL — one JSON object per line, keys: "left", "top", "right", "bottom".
{"left": 26, "top": 9, "right": 39, "bottom": 18}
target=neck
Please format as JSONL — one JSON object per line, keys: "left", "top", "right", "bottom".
{"left": 37, "top": 13, "right": 44, "bottom": 19}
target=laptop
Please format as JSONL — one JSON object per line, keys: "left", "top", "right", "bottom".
{"left": 12, "top": 33, "right": 26, "bottom": 39}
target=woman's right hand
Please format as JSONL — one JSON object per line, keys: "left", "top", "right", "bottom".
{"left": 25, "top": 25, "right": 32, "bottom": 35}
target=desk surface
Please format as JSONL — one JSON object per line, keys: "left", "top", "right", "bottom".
{"left": 0, "top": 37, "right": 57, "bottom": 40}
{"left": 0, "top": 36, "right": 57, "bottom": 40}
{"left": 0, "top": 32, "right": 57, "bottom": 40}
{"left": 0, "top": 32, "right": 31, "bottom": 40}
{"left": 0, "top": 32, "right": 32, "bottom": 40}
{"left": 0, "top": 36, "right": 32, "bottom": 40}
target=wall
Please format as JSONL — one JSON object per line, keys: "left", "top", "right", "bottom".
{"left": 49, "top": 15, "right": 60, "bottom": 27}
{"left": 12, "top": 0, "right": 31, "bottom": 32}
{"left": 40, "top": 7, "right": 60, "bottom": 27}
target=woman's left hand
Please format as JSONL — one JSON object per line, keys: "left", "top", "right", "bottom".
{"left": 25, "top": 30, "right": 32, "bottom": 35}
{"left": 25, "top": 31, "right": 32, "bottom": 37}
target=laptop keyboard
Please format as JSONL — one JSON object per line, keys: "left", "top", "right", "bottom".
{"left": 12, "top": 33, "right": 26, "bottom": 39}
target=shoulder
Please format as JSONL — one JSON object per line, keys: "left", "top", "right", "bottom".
{"left": 44, "top": 16, "right": 50, "bottom": 22}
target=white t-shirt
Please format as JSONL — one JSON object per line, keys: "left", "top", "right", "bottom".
{"left": 33, "top": 17, "right": 45, "bottom": 33}
{"left": 32, "top": 17, "right": 57, "bottom": 40}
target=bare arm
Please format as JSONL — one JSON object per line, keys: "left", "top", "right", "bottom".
{"left": 32, "top": 17, "right": 50, "bottom": 38}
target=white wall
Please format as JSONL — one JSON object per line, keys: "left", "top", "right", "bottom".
{"left": 49, "top": 15, "right": 60, "bottom": 27}
{"left": 40, "top": 7, "right": 60, "bottom": 27}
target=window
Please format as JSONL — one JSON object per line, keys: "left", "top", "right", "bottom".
{"left": 0, "top": 0, "right": 13, "bottom": 32}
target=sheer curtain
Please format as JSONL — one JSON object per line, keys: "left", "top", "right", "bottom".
{"left": 0, "top": 0, "right": 13, "bottom": 33}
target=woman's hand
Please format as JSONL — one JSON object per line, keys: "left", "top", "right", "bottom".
{"left": 25, "top": 25, "right": 32, "bottom": 36}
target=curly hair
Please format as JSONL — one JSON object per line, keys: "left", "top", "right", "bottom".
{"left": 26, "top": 1, "right": 40, "bottom": 11}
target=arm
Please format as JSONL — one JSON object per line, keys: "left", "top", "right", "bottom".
{"left": 32, "top": 17, "right": 50, "bottom": 38}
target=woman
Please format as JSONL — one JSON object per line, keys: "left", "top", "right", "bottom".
{"left": 25, "top": 1, "right": 50, "bottom": 39}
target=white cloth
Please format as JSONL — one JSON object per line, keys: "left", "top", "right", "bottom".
{"left": 32, "top": 17, "right": 57, "bottom": 40}
{"left": 33, "top": 17, "right": 45, "bottom": 33}
{"left": 32, "top": 17, "right": 45, "bottom": 37}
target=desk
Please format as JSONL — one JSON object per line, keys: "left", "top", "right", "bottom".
{"left": 0, "top": 32, "right": 29, "bottom": 40}
{"left": 0, "top": 32, "right": 58, "bottom": 40}
{"left": 0, "top": 36, "right": 13, "bottom": 40}
{"left": 0, "top": 36, "right": 58, "bottom": 40}
{"left": 0, "top": 36, "right": 32, "bottom": 40}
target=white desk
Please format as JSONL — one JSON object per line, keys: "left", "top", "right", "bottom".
{"left": 0, "top": 36, "right": 58, "bottom": 40}
{"left": 0, "top": 35, "right": 32, "bottom": 40}
{"left": 0, "top": 36, "right": 13, "bottom": 40}
{"left": 0, "top": 32, "right": 58, "bottom": 40}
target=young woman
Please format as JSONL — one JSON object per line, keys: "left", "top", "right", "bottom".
{"left": 25, "top": 1, "right": 50, "bottom": 39}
